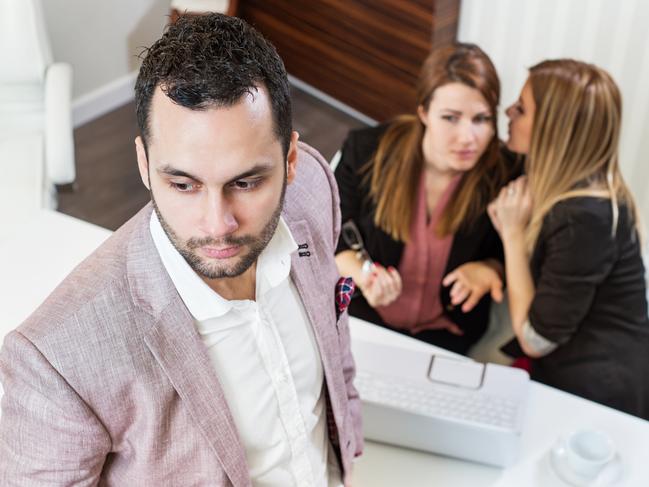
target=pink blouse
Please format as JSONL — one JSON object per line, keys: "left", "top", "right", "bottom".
{"left": 376, "top": 174, "right": 461, "bottom": 334}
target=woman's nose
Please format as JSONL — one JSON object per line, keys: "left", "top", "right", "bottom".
{"left": 505, "top": 104, "right": 516, "bottom": 119}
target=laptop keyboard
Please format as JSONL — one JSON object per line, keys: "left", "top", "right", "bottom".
{"left": 355, "top": 370, "right": 520, "bottom": 430}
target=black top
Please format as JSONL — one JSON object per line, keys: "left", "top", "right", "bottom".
{"left": 503, "top": 197, "right": 649, "bottom": 419}
{"left": 334, "top": 124, "right": 521, "bottom": 353}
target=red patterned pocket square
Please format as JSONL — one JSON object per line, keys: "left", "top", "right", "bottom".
{"left": 335, "top": 276, "right": 355, "bottom": 319}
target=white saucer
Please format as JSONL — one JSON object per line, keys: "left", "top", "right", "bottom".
{"left": 550, "top": 442, "right": 624, "bottom": 486}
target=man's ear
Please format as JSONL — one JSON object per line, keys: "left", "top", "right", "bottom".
{"left": 286, "top": 131, "right": 300, "bottom": 184}
{"left": 135, "top": 136, "right": 150, "bottom": 190}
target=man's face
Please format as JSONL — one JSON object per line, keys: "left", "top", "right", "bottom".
{"left": 135, "top": 86, "right": 298, "bottom": 280}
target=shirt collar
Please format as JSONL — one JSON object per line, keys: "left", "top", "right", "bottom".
{"left": 149, "top": 211, "right": 297, "bottom": 322}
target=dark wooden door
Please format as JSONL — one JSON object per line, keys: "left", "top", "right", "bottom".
{"left": 240, "top": 0, "right": 460, "bottom": 121}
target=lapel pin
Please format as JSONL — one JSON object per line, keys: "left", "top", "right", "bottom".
{"left": 298, "top": 242, "right": 310, "bottom": 257}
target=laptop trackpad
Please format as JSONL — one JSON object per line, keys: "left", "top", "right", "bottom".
{"left": 428, "top": 355, "right": 485, "bottom": 389}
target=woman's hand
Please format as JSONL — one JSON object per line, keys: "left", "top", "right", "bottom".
{"left": 359, "top": 263, "right": 403, "bottom": 307}
{"left": 442, "top": 260, "right": 504, "bottom": 313}
{"left": 488, "top": 176, "right": 532, "bottom": 239}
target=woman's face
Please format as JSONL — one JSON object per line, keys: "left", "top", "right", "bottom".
{"left": 506, "top": 79, "right": 536, "bottom": 154}
{"left": 418, "top": 82, "right": 495, "bottom": 175}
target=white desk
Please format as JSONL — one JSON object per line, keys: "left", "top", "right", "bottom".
{"left": 0, "top": 135, "right": 45, "bottom": 213}
{"left": 1, "top": 210, "right": 647, "bottom": 486}
{"left": 0, "top": 209, "right": 111, "bottom": 334}
{"left": 350, "top": 318, "right": 649, "bottom": 486}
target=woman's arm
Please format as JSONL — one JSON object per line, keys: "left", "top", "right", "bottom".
{"left": 335, "top": 250, "right": 402, "bottom": 308}
{"left": 500, "top": 231, "right": 544, "bottom": 358}
{"left": 488, "top": 176, "right": 547, "bottom": 358}
{"left": 334, "top": 128, "right": 403, "bottom": 307}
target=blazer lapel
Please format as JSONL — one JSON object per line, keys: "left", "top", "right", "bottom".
{"left": 288, "top": 220, "right": 343, "bottom": 412}
{"left": 144, "top": 308, "right": 251, "bottom": 487}
{"left": 128, "top": 205, "right": 250, "bottom": 487}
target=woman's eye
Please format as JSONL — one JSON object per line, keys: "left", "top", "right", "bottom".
{"left": 474, "top": 114, "right": 493, "bottom": 123}
{"left": 442, "top": 115, "right": 459, "bottom": 122}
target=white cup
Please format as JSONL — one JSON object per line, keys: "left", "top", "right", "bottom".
{"left": 564, "top": 429, "right": 616, "bottom": 478}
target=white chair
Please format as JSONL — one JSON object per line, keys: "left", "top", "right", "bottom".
{"left": 0, "top": 0, "right": 75, "bottom": 211}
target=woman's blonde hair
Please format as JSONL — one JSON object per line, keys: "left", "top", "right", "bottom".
{"left": 525, "top": 59, "right": 642, "bottom": 251}
{"left": 364, "top": 43, "right": 508, "bottom": 242}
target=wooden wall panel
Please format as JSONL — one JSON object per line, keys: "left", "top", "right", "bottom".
{"left": 240, "top": 0, "right": 460, "bottom": 121}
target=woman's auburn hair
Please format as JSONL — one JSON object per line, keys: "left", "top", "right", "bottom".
{"left": 362, "top": 43, "right": 508, "bottom": 242}
{"left": 524, "top": 59, "right": 642, "bottom": 251}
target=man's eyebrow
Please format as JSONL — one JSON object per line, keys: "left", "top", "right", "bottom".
{"left": 156, "top": 162, "right": 276, "bottom": 185}
{"left": 224, "top": 163, "right": 275, "bottom": 185}
{"left": 157, "top": 165, "right": 202, "bottom": 182}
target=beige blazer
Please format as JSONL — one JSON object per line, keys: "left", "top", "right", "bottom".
{"left": 0, "top": 142, "right": 363, "bottom": 486}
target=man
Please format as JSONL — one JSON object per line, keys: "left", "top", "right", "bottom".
{"left": 0, "top": 14, "right": 362, "bottom": 486}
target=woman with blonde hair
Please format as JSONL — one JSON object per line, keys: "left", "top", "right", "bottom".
{"left": 335, "top": 43, "right": 520, "bottom": 354}
{"left": 490, "top": 59, "right": 649, "bottom": 418}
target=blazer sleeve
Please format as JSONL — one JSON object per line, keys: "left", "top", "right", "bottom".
{"left": 0, "top": 331, "right": 111, "bottom": 486}
{"left": 334, "top": 131, "right": 367, "bottom": 255}
{"left": 329, "top": 143, "right": 365, "bottom": 456}
{"left": 336, "top": 310, "right": 364, "bottom": 457}
{"left": 528, "top": 205, "right": 617, "bottom": 345}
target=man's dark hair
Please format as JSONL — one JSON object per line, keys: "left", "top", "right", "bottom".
{"left": 135, "top": 13, "right": 292, "bottom": 157}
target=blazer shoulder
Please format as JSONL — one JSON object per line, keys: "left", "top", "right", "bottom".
{"left": 16, "top": 209, "right": 150, "bottom": 344}
{"left": 499, "top": 143, "right": 525, "bottom": 181}
{"left": 340, "top": 124, "right": 388, "bottom": 170}
{"left": 284, "top": 142, "right": 341, "bottom": 247}
{"left": 543, "top": 197, "right": 614, "bottom": 238}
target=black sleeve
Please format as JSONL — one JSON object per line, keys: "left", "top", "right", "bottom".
{"left": 334, "top": 131, "right": 370, "bottom": 255}
{"left": 482, "top": 216, "right": 505, "bottom": 264}
{"left": 528, "top": 203, "right": 617, "bottom": 345}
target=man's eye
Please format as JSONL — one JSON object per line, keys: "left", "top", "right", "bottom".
{"left": 171, "top": 182, "right": 196, "bottom": 192}
{"left": 231, "top": 179, "right": 260, "bottom": 191}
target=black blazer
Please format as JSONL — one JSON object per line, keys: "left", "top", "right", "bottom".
{"left": 503, "top": 197, "right": 649, "bottom": 419}
{"left": 334, "top": 124, "right": 521, "bottom": 353}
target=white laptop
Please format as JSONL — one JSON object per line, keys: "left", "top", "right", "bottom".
{"left": 351, "top": 339, "right": 530, "bottom": 467}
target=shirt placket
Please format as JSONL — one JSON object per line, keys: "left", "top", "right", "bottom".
{"left": 253, "top": 300, "right": 316, "bottom": 487}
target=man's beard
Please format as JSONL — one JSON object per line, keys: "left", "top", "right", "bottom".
{"left": 151, "top": 181, "right": 286, "bottom": 280}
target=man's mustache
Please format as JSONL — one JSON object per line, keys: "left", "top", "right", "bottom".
{"left": 186, "top": 234, "right": 256, "bottom": 249}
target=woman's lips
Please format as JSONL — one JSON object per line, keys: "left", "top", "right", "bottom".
{"left": 455, "top": 150, "right": 477, "bottom": 160}
{"left": 201, "top": 246, "right": 241, "bottom": 259}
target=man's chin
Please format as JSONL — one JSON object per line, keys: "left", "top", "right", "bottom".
{"left": 189, "top": 253, "right": 255, "bottom": 280}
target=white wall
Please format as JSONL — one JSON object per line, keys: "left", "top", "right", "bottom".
{"left": 41, "top": 0, "right": 171, "bottom": 100}
{"left": 458, "top": 0, "right": 649, "bottom": 231}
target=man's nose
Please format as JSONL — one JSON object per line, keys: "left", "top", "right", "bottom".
{"left": 201, "top": 193, "right": 239, "bottom": 238}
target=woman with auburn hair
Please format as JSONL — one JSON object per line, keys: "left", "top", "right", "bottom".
{"left": 334, "top": 43, "right": 520, "bottom": 354}
{"left": 490, "top": 59, "right": 649, "bottom": 418}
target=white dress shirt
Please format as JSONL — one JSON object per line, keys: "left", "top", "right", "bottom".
{"left": 150, "top": 213, "right": 341, "bottom": 487}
